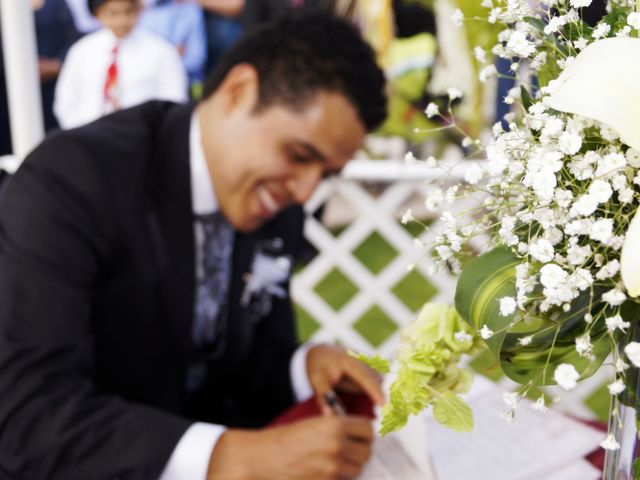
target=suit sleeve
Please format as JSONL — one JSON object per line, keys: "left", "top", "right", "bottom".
{"left": 0, "top": 135, "right": 191, "bottom": 479}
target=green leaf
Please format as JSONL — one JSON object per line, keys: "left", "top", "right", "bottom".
{"left": 455, "top": 247, "right": 612, "bottom": 386}
{"left": 538, "top": 56, "right": 562, "bottom": 88}
{"left": 433, "top": 392, "right": 473, "bottom": 432}
{"left": 633, "top": 457, "right": 640, "bottom": 480}
{"left": 379, "top": 402, "right": 410, "bottom": 436}
{"left": 523, "top": 16, "right": 545, "bottom": 32}
{"left": 455, "top": 247, "right": 520, "bottom": 354}
{"left": 349, "top": 351, "right": 391, "bottom": 374}
{"left": 520, "top": 86, "right": 533, "bottom": 112}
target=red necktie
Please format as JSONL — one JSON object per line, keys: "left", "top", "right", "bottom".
{"left": 103, "top": 43, "right": 119, "bottom": 111}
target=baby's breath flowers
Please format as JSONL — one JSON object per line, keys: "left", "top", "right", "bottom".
{"left": 426, "top": 2, "right": 640, "bottom": 414}
{"left": 361, "top": 0, "right": 640, "bottom": 438}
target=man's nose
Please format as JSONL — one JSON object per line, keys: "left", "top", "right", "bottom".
{"left": 287, "top": 165, "right": 324, "bottom": 204}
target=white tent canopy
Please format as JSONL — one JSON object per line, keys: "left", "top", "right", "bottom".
{"left": 0, "top": 0, "right": 44, "bottom": 171}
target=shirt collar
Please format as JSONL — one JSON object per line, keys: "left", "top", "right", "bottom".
{"left": 190, "top": 110, "right": 219, "bottom": 214}
{"left": 100, "top": 26, "right": 141, "bottom": 46}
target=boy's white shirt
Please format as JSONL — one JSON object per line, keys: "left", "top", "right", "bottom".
{"left": 54, "top": 27, "right": 188, "bottom": 129}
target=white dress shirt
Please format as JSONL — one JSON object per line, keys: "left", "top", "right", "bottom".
{"left": 54, "top": 27, "right": 188, "bottom": 130}
{"left": 159, "top": 113, "right": 314, "bottom": 480}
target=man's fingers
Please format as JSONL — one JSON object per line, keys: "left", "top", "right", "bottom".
{"left": 342, "top": 437, "right": 372, "bottom": 465}
{"left": 339, "top": 358, "right": 385, "bottom": 406}
{"left": 341, "top": 416, "right": 374, "bottom": 442}
{"left": 310, "top": 373, "right": 336, "bottom": 415}
{"left": 338, "top": 460, "right": 366, "bottom": 479}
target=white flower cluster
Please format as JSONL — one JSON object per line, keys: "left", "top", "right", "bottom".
{"left": 471, "top": 0, "right": 640, "bottom": 85}
{"left": 422, "top": 0, "right": 640, "bottom": 418}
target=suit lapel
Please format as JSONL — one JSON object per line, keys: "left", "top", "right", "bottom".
{"left": 147, "top": 103, "right": 195, "bottom": 363}
{"left": 225, "top": 231, "right": 259, "bottom": 365}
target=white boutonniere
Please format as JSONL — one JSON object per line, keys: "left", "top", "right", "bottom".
{"left": 241, "top": 239, "right": 293, "bottom": 317}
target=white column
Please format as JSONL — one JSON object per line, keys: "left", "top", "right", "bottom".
{"left": 0, "top": 0, "right": 44, "bottom": 166}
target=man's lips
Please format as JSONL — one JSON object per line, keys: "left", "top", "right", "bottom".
{"left": 257, "top": 186, "right": 285, "bottom": 217}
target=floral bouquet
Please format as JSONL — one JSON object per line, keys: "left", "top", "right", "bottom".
{"left": 357, "top": 0, "right": 640, "bottom": 457}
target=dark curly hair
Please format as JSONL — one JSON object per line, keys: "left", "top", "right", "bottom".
{"left": 202, "top": 12, "right": 387, "bottom": 132}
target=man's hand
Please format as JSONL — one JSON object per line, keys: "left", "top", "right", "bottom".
{"left": 207, "top": 415, "right": 373, "bottom": 479}
{"left": 306, "top": 344, "right": 385, "bottom": 415}
{"left": 38, "top": 58, "right": 61, "bottom": 83}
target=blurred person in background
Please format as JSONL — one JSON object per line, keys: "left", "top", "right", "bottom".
{"left": 65, "top": 0, "right": 102, "bottom": 32}
{"left": 198, "top": 0, "right": 245, "bottom": 72}
{"left": 0, "top": 13, "right": 387, "bottom": 480}
{"left": 53, "top": 0, "right": 187, "bottom": 129}
{"left": 139, "top": 0, "right": 208, "bottom": 97}
{"left": 33, "top": 0, "right": 81, "bottom": 131}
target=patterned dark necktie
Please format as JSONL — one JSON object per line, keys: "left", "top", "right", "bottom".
{"left": 192, "top": 212, "right": 234, "bottom": 350}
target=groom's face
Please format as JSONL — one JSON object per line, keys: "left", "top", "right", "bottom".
{"left": 200, "top": 66, "right": 366, "bottom": 232}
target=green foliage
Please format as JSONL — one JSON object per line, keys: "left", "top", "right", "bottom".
{"left": 520, "top": 86, "right": 533, "bottom": 112}
{"left": 455, "top": 247, "right": 613, "bottom": 387}
{"left": 369, "top": 304, "right": 481, "bottom": 435}
{"left": 350, "top": 352, "right": 391, "bottom": 374}
{"left": 633, "top": 457, "right": 640, "bottom": 480}
{"left": 433, "top": 392, "right": 473, "bottom": 432}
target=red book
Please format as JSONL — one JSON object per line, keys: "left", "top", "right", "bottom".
{"left": 268, "top": 392, "right": 375, "bottom": 427}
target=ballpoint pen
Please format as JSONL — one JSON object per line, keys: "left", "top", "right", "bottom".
{"left": 324, "top": 389, "right": 347, "bottom": 416}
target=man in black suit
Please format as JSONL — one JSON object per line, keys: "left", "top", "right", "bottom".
{"left": 0, "top": 12, "right": 387, "bottom": 480}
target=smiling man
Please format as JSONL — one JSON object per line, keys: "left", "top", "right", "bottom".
{"left": 0, "top": 12, "right": 387, "bottom": 480}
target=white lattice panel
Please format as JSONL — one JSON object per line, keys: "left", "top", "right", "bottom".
{"left": 292, "top": 160, "right": 465, "bottom": 357}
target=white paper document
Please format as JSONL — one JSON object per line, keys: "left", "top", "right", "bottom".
{"left": 358, "top": 410, "right": 437, "bottom": 480}
{"left": 427, "top": 377, "right": 605, "bottom": 480}
{"left": 543, "top": 460, "right": 601, "bottom": 480}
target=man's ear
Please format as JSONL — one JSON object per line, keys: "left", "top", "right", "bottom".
{"left": 217, "top": 64, "right": 260, "bottom": 115}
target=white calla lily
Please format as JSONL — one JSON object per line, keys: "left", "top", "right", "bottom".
{"left": 621, "top": 209, "right": 640, "bottom": 297}
{"left": 544, "top": 37, "right": 640, "bottom": 152}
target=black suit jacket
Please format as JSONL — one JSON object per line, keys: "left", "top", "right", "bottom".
{"left": 0, "top": 101, "right": 305, "bottom": 479}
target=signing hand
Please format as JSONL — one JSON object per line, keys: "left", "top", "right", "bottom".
{"left": 208, "top": 415, "right": 373, "bottom": 480}
{"left": 306, "top": 344, "right": 385, "bottom": 415}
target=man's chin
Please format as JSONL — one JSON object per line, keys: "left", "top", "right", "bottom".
{"left": 231, "top": 216, "right": 267, "bottom": 233}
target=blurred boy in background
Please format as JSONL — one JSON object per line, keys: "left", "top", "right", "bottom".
{"left": 54, "top": 0, "right": 187, "bottom": 129}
